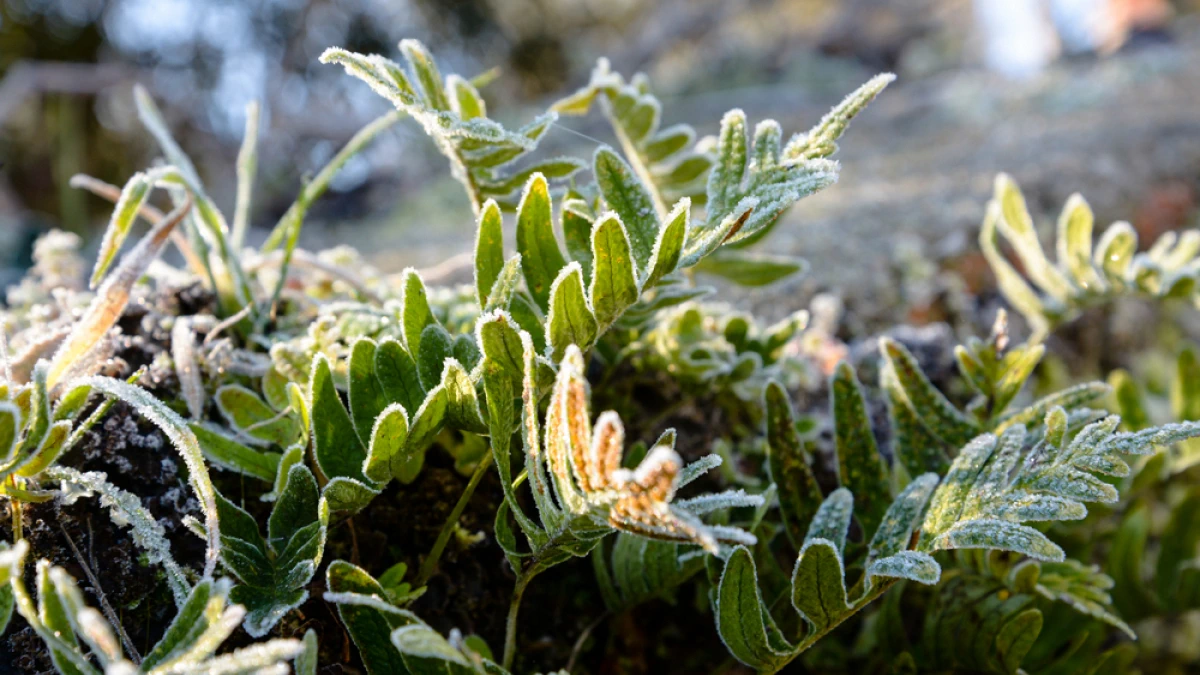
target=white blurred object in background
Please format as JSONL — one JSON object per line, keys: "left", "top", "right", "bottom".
{"left": 974, "top": 0, "right": 1172, "bottom": 77}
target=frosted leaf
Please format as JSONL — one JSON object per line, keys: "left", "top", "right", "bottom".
{"left": 867, "top": 550, "right": 941, "bottom": 585}
{"left": 72, "top": 376, "right": 221, "bottom": 578}
{"left": 47, "top": 466, "right": 190, "bottom": 606}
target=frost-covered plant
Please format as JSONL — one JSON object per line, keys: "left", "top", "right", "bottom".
{"left": 982, "top": 174, "right": 1200, "bottom": 337}
{"left": 6, "top": 31, "right": 1200, "bottom": 675}
{"left": 0, "top": 541, "right": 311, "bottom": 675}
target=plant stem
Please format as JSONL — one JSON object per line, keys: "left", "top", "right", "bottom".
{"left": 502, "top": 569, "right": 534, "bottom": 670}
{"left": 416, "top": 452, "right": 493, "bottom": 585}
{"left": 9, "top": 477, "right": 22, "bottom": 541}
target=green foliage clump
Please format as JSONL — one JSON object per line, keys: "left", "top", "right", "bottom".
{"left": 1, "top": 36, "right": 1199, "bottom": 675}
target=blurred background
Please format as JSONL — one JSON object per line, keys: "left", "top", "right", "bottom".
{"left": 2, "top": 0, "right": 1199, "bottom": 329}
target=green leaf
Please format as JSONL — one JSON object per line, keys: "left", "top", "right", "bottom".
{"left": 375, "top": 338, "right": 427, "bottom": 415}
{"left": 14, "top": 420, "right": 70, "bottom": 478}
{"left": 140, "top": 579, "right": 216, "bottom": 670}
{"left": 390, "top": 626, "right": 474, "bottom": 672}
{"left": 484, "top": 255, "right": 523, "bottom": 312}
{"left": 478, "top": 157, "right": 586, "bottom": 198}
{"left": 322, "top": 476, "right": 382, "bottom": 513}
{"left": 562, "top": 199, "right": 595, "bottom": 280}
{"left": 447, "top": 74, "right": 485, "bottom": 119}
{"left": 714, "top": 546, "right": 794, "bottom": 670}
{"left": 881, "top": 338, "right": 980, "bottom": 449}
{"left": 0, "top": 403, "right": 18, "bottom": 462}
{"left": 831, "top": 362, "right": 891, "bottom": 538}
{"left": 217, "top": 464, "right": 327, "bottom": 637}
{"left": 90, "top": 171, "right": 153, "bottom": 288}
{"left": 509, "top": 293, "right": 547, "bottom": 355}
{"left": 475, "top": 200, "right": 505, "bottom": 308}
{"left": 546, "top": 263, "right": 599, "bottom": 361}
{"left": 309, "top": 354, "right": 371, "bottom": 486}
{"left": 477, "top": 310, "right": 526, "bottom": 389}
{"left": 643, "top": 198, "right": 689, "bottom": 288}
{"left": 804, "top": 488, "right": 853, "bottom": 552}
{"left": 594, "top": 146, "right": 659, "bottom": 272}
{"left": 441, "top": 358, "right": 486, "bottom": 433}
{"left": 36, "top": 562, "right": 87, "bottom": 675}
{"left": 791, "top": 539, "right": 851, "bottom": 630}
{"left": 215, "top": 384, "right": 301, "bottom": 447}
{"left": 404, "top": 385, "right": 450, "bottom": 478}
{"left": 783, "top": 73, "right": 894, "bottom": 160}
{"left": 706, "top": 109, "right": 748, "bottom": 221}
{"left": 400, "top": 39, "right": 449, "bottom": 110}
{"left": 349, "top": 339, "right": 389, "bottom": 445}
{"left": 867, "top": 473, "right": 939, "bottom": 563}
{"left": 325, "top": 561, "right": 420, "bottom": 674}
{"left": 979, "top": 202, "right": 1051, "bottom": 337}
{"left": 588, "top": 213, "right": 640, "bottom": 329}
{"left": 765, "top": 381, "right": 823, "bottom": 549}
{"left": 191, "top": 423, "right": 281, "bottom": 482}
{"left": 363, "top": 404, "right": 412, "bottom": 484}
{"left": 1056, "top": 193, "right": 1099, "bottom": 290}
{"left": 694, "top": 250, "right": 806, "bottom": 287}
{"left": 516, "top": 174, "right": 566, "bottom": 312}
{"left": 400, "top": 269, "right": 436, "bottom": 355}
{"left": 296, "top": 629, "right": 319, "bottom": 675}
{"left": 416, "top": 323, "right": 453, "bottom": 392}
{"left": 993, "top": 174, "right": 1073, "bottom": 303}
{"left": 867, "top": 551, "right": 940, "bottom": 585}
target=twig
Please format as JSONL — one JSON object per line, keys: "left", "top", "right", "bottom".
{"left": 57, "top": 515, "right": 143, "bottom": 665}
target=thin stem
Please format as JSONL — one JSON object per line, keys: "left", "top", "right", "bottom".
{"left": 416, "top": 452, "right": 493, "bottom": 585}
{"left": 58, "top": 516, "right": 142, "bottom": 665}
{"left": 9, "top": 477, "right": 22, "bottom": 541}
{"left": 502, "top": 570, "right": 534, "bottom": 670}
